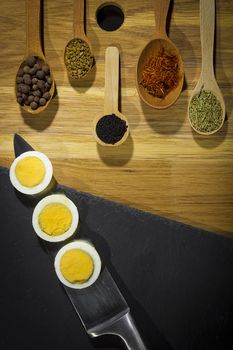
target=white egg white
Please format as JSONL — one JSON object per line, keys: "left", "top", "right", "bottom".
{"left": 54, "top": 240, "right": 102, "bottom": 289}
{"left": 9, "top": 151, "right": 53, "bottom": 195}
{"left": 32, "top": 193, "right": 79, "bottom": 242}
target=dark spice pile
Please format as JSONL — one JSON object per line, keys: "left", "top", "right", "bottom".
{"left": 96, "top": 114, "right": 128, "bottom": 144}
{"left": 140, "top": 47, "right": 179, "bottom": 99}
{"left": 16, "top": 56, "right": 52, "bottom": 110}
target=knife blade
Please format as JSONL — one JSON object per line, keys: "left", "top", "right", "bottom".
{"left": 13, "top": 133, "right": 148, "bottom": 350}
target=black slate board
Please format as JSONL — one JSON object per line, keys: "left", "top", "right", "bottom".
{"left": 1, "top": 155, "right": 233, "bottom": 349}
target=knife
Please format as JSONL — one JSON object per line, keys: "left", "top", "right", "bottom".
{"left": 14, "top": 133, "right": 148, "bottom": 350}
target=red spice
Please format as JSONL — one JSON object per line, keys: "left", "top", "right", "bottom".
{"left": 140, "top": 47, "right": 179, "bottom": 99}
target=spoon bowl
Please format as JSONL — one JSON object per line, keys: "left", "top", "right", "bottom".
{"left": 15, "top": 0, "right": 54, "bottom": 114}
{"left": 64, "top": 0, "right": 94, "bottom": 79}
{"left": 137, "top": 37, "right": 184, "bottom": 109}
{"left": 188, "top": 0, "right": 225, "bottom": 135}
{"left": 94, "top": 112, "right": 129, "bottom": 147}
{"left": 15, "top": 56, "right": 55, "bottom": 115}
{"left": 136, "top": 0, "right": 184, "bottom": 109}
{"left": 94, "top": 47, "right": 129, "bottom": 147}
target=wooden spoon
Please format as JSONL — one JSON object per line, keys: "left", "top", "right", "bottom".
{"left": 136, "top": 0, "right": 184, "bottom": 109}
{"left": 94, "top": 47, "right": 129, "bottom": 147}
{"left": 15, "top": 0, "right": 55, "bottom": 114}
{"left": 188, "top": 0, "right": 225, "bottom": 135}
{"left": 64, "top": 0, "right": 94, "bottom": 79}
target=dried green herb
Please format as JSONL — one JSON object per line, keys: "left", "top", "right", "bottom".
{"left": 64, "top": 38, "right": 94, "bottom": 79}
{"left": 189, "top": 90, "right": 223, "bottom": 133}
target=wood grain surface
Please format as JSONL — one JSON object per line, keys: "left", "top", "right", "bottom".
{"left": 0, "top": 0, "right": 232, "bottom": 235}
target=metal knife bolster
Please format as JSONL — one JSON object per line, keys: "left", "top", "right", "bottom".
{"left": 89, "top": 311, "right": 148, "bottom": 350}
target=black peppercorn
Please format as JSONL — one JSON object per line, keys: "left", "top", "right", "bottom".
{"left": 34, "top": 63, "right": 40, "bottom": 71}
{"left": 21, "top": 84, "right": 30, "bottom": 94}
{"left": 39, "top": 97, "right": 47, "bottom": 106}
{"left": 16, "top": 77, "right": 23, "bottom": 84}
{"left": 44, "top": 82, "right": 50, "bottom": 91}
{"left": 30, "top": 101, "right": 38, "bottom": 110}
{"left": 21, "top": 93, "right": 27, "bottom": 101}
{"left": 42, "top": 92, "right": 51, "bottom": 100}
{"left": 46, "top": 76, "right": 52, "bottom": 85}
{"left": 31, "top": 77, "right": 38, "bottom": 85}
{"left": 42, "top": 65, "right": 50, "bottom": 74}
{"left": 24, "top": 99, "right": 30, "bottom": 106}
{"left": 34, "top": 96, "right": 40, "bottom": 103}
{"left": 37, "top": 80, "right": 45, "bottom": 90}
{"left": 17, "top": 83, "right": 24, "bottom": 92}
{"left": 28, "top": 95, "right": 34, "bottom": 103}
{"left": 33, "top": 90, "right": 41, "bottom": 97}
{"left": 23, "top": 65, "right": 30, "bottom": 74}
{"left": 29, "top": 67, "right": 36, "bottom": 75}
{"left": 36, "top": 70, "right": 45, "bottom": 79}
{"left": 26, "top": 56, "right": 36, "bottom": 67}
{"left": 17, "top": 97, "right": 24, "bottom": 105}
{"left": 23, "top": 74, "right": 31, "bottom": 85}
{"left": 32, "top": 84, "right": 38, "bottom": 91}
{"left": 17, "top": 68, "right": 24, "bottom": 77}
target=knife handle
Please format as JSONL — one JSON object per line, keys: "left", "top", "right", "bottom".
{"left": 91, "top": 312, "right": 148, "bottom": 350}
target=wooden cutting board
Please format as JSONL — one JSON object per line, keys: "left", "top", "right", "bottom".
{"left": 0, "top": 0, "right": 232, "bottom": 235}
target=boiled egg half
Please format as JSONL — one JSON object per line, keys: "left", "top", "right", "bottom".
{"left": 32, "top": 194, "right": 79, "bottom": 242}
{"left": 54, "top": 240, "right": 101, "bottom": 289}
{"left": 9, "top": 151, "right": 53, "bottom": 195}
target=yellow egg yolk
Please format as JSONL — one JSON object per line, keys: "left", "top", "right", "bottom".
{"left": 15, "top": 156, "right": 45, "bottom": 187}
{"left": 39, "top": 203, "right": 72, "bottom": 236}
{"left": 60, "top": 249, "right": 94, "bottom": 284}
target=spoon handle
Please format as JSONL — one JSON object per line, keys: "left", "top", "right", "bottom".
{"left": 104, "top": 47, "right": 119, "bottom": 115}
{"left": 73, "top": 0, "right": 85, "bottom": 39}
{"left": 154, "top": 0, "right": 170, "bottom": 38}
{"left": 25, "top": 0, "right": 43, "bottom": 57}
{"left": 200, "top": 0, "right": 215, "bottom": 82}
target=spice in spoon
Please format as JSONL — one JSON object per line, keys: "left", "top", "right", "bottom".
{"left": 16, "top": 56, "right": 52, "bottom": 110}
{"left": 140, "top": 47, "right": 179, "bottom": 99}
{"left": 64, "top": 38, "right": 94, "bottom": 79}
{"left": 96, "top": 114, "right": 128, "bottom": 145}
{"left": 189, "top": 90, "right": 223, "bottom": 133}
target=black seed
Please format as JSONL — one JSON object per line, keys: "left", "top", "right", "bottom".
{"left": 23, "top": 65, "right": 30, "bottom": 74}
{"left": 29, "top": 67, "right": 36, "bottom": 75}
{"left": 32, "top": 84, "right": 38, "bottom": 91}
{"left": 21, "top": 84, "right": 30, "bottom": 94}
{"left": 32, "top": 77, "right": 38, "bottom": 85}
{"left": 16, "top": 77, "right": 23, "bottom": 84}
{"left": 44, "top": 82, "right": 51, "bottom": 91}
{"left": 42, "top": 92, "right": 51, "bottom": 100}
{"left": 37, "top": 80, "right": 45, "bottom": 90}
{"left": 33, "top": 90, "right": 41, "bottom": 97}
{"left": 96, "top": 114, "right": 128, "bottom": 144}
{"left": 46, "top": 76, "right": 52, "bottom": 85}
{"left": 30, "top": 101, "right": 38, "bottom": 110}
{"left": 17, "top": 97, "right": 24, "bottom": 105}
{"left": 17, "top": 68, "right": 24, "bottom": 77}
{"left": 34, "top": 63, "right": 40, "bottom": 71}
{"left": 42, "top": 64, "right": 50, "bottom": 74}
{"left": 36, "top": 70, "right": 45, "bottom": 79}
{"left": 28, "top": 95, "right": 34, "bottom": 103}
{"left": 39, "top": 97, "right": 47, "bottom": 106}
{"left": 26, "top": 56, "right": 37, "bottom": 67}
